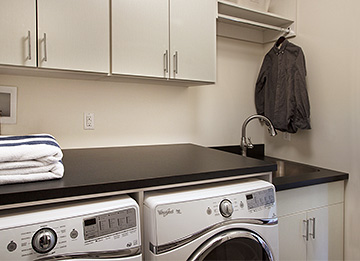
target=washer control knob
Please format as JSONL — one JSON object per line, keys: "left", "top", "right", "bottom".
{"left": 219, "top": 199, "right": 233, "bottom": 218}
{"left": 32, "top": 228, "right": 57, "bottom": 254}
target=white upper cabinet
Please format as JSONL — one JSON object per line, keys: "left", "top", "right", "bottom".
{"left": 1, "top": 0, "right": 215, "bottom": 84}
{"left": 37, "top": 0, "right": 109, "bottom": 73}
{"left": 0, "top": 0, "right": 37, "bottom": 67}
{"left": 170, "top": 0, "right": 216, "bottom": 82}
{"left": 112, "top": 0, "right": 169, "bottom": 79}
{"left": 112, "top": 0, "right": 216, "bottom": 83}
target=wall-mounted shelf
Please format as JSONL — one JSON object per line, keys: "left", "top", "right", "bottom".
{"left": 217, "top": 0, "right": 296, "bottom": 43}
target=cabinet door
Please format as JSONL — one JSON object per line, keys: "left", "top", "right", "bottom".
{"left": 307, "top": 204, "right": 344, "bottom": 261}
{"left": 37, "top": 0, "right": 109, "bottom": 73}
{"left": 112, "top": 0, "right": 169, "bottom": 78}
{"left": 0, "top": 0, "right": 36, "bottom": 67}
{"left": 170, "top": 0, "right": 216, "bottom": 82}
{"left": 279, "top": 212, "right": 307, "bottom": 261}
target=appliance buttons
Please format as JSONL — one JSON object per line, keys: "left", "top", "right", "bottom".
{"left": 7, "top": 241, "right": 17, "bottom": 252}
{"left": 70, "top": 229, "right": 79, "bottom": 239}
{"left": 240, "top": 201, "right": 244, "bottom": 209}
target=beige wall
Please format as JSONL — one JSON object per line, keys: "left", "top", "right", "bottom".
{"left": 0, "top": 75, "right": 196, "bottom": 148}
{"left": 191, "top": 38, "right": 265, "bottom": 146}
{"left": 1, "top": 0, "right": 359, "bottom": 259}
{"left": 265, "top": 1, "right": 360, "bottom": 259}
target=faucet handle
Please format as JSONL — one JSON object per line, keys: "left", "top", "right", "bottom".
{"left": 247, "top": 137, "right": 254, "bottom": 149}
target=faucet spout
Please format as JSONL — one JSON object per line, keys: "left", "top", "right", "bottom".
{"left": 241, "top": 114, "right": 277, "bottom": 156}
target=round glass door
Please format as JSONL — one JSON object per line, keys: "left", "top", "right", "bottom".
{"left": 188, "top": 229, "right": 274, "bottom": 261}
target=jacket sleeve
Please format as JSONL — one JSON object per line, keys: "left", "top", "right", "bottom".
{"left": 294, "top": 48, "right": 311, "bottom": 130}
{"left": 255, "top": 56, "right": 268, "bottom": 115}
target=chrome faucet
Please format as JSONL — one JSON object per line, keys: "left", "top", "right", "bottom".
{"left": 241, "top": 114, "right": 277, "bottom": 156}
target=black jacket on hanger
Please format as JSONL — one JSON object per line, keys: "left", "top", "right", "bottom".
{"left": 255, "top": 39, "right": 311, "bottom": 133}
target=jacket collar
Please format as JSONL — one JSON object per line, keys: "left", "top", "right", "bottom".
{"left": 273, "top": 39, "right": 289, "bottom": 55}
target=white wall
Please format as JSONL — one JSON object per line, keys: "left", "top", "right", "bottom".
{"left": 0, "top": 75, "right": 196, "bottom": 148}
{"left": 264, "top": 1, "right": 360, "bottom": 259}
{"left": 191, "top": 37, "right": 265, "bottom": 146}
{"left": 265, "top": 1, "right": 352, "bottom": 170}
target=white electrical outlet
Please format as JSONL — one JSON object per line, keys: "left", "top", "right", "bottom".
{"left": 84, "top": 112, "right": 95, "bottom": 130}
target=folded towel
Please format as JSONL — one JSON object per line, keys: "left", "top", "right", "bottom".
{"left": 0, "top": 134, "right": 64, "bottom": 185}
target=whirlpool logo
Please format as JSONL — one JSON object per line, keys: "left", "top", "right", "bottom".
{"left": 157, "top": 208, "right": 182, "bottom": 217}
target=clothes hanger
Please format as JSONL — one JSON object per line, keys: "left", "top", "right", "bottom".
{"left": 275, "top": 27, "right": 292, "bottom": 47}
{"left": 275, "top": 36, "right": 286, "bottom": 47}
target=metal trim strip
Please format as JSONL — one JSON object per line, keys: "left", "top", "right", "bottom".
{"left": 34, "top": 246, "right": 141, "bottom": 261}
{"left": 150, "top": 217, "right": 278, "bottom": 254}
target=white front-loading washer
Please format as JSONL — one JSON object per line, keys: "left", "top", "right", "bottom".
{"left": 144, "top": 178, "right": 279, "bottom": 261}
{"left": 0, "top": 195, "right": 142, "bottom": 261}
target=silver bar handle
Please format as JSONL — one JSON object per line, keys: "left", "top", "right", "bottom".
{"left": 303, "top": 219, "right": 309, "bottom": 241}
{"left": 163, "top": 50, "right": 168, "bottom": 73}
{"left": 27, "top": 30, "right": 31, "bottom": 60}
{"left": 173, "top": 51, "right": 178, "bottom": 75}
{"left": 309, "top": 218, "right": 316, "bottom": 239}
{"left": 44, "top": 33, "right": 48, "bottom": 62}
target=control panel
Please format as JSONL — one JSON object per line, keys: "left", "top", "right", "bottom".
{"left": 0, "top": 197, "right": 140, "bottom": 260}
{"left": 246, "top": 188, "right": 275, "bottom": 211}
{"left": 148, "top": 179, "right": 277, "bottom": 248}
{"left": 83, "top": 208, "right": 137, "bottom": 240}
{"left": 208, "top": 187, "right": 276, "bottom": 219}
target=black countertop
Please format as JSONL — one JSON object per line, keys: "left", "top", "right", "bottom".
{"left": 271, "top": 164, "right": 349, "bottom": 191}
{"left": 261, "top": 155, "right": 349, "bottom": 191}
{"left": 211, "top": 145, "right": 349, "bottom": 191}
{"left": 0, "top": 144, "right": 276, "bottom": 207}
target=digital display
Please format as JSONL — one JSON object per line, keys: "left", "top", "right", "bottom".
{"left": 246, "top": 188, "right": 275, "bottom": 210}
{"left": 84, "top": 218, "right": 96, "bottom": 226}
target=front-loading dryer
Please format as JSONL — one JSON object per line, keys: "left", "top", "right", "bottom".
{"left": 0, "top": 195, "right": 142, "bottom": 261}
{"left": 144, "top": 179, "right": 279, "bottom": 261}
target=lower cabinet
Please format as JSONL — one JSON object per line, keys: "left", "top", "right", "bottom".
{"left": 277, "top": 181, "right": 344, "bottom": 261}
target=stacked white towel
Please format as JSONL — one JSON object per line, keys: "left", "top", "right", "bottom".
{"left": 0, "top": 134, "right": 64, "bottom": 185}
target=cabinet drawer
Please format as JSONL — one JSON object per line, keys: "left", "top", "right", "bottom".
{"left": 276, "top": 181, "right": 344, "bottom": 217}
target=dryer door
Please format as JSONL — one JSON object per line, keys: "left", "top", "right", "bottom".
{"left": 188, "top": 229, "right": 274, "bottom": 261}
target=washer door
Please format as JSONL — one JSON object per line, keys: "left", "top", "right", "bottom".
{"left": 188, "top": 229, "right": 274, "bottom": 261}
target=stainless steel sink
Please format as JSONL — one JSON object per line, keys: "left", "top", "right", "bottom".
{"left": 210, "top": 146, "right": 321, "bottom": 178}
{"left": 264, "top": 156, "right": 320, "bottom": 178}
